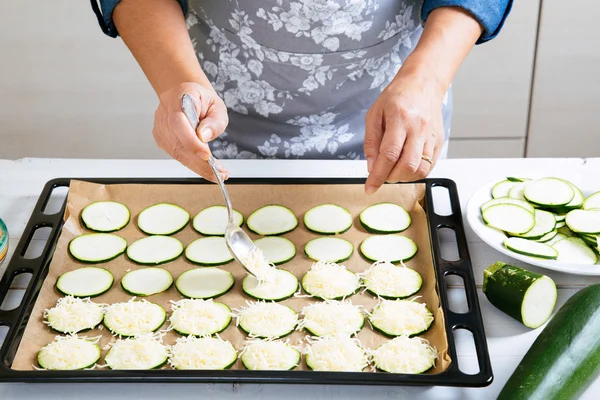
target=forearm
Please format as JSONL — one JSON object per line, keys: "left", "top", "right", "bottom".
{"left": 113, "top": 0, "right": 211, "bottom": 95}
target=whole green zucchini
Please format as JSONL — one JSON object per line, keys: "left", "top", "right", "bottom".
{"left": 497, "top": 283, "right": 600, "bottom": 400}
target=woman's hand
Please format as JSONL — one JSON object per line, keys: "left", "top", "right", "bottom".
{"left": 153, "top": 82, "right": 230, "bottom": 182}
{"left": 363, "top": 68, "right": 445, "bottom": 194}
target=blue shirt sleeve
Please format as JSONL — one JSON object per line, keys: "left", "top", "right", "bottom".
{"left": 90, "top": 0, "right": 188, "bottom": 38}
{"left": 421, "top": 0, "right": 513, "bottom": 44}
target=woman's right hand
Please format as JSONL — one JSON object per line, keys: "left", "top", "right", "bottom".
{"left": 153, "top": 82, "right": 230, "bottom": 182}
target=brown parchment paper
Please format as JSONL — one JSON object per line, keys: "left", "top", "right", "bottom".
{"left": 12, "top": 180, "right": 451, "bottom": 373}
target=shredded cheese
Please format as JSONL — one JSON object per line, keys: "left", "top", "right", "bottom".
{"left": 240, "top": 339, "right": 300, "bottom": 370}
{"left": 360, "top": 261, "right": 422, "bottom": 298}
{"left": 104, "top": 298, "right": 166, "bottom": 336}
{"left": 37, "top": 334, "right": 101, "bottom": 370}
{"left": 368, "top": 298, "right": 434, "bottom": 336}
{"left": 241, "top": 247, "right": 278, "bottom": 283}
{"left": 169, "top": 299, "right": 231, "bottom": 336}
{"left": 168, "top": 335, "right": 237, "bottom": 370}
{"left": 370, "top": 336, "right": 437, "bottom": 374}
{"left": 44, "top": 296, "right": 104, "bottom": 333}
{"left": 299, "top": 300, "right": 363, "bottom": 337}
{"left": 302, "top": 261, "right": 359, "bottom": 300}
{"left": 304, "top": 336, "right": 369, "bottom": 372}
{"left": 233, "top": 301, "right": 298, "bottom": 338}
{"left": 104, "top": 333, "right": 168, "bottom": 370}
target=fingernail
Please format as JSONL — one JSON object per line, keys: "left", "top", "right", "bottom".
{"left": 365, "top": 186, "right": 376, "bottom": 195}
{"left": 199, "top": 127, "right": 213, "bottom": 143}
{"left": 221, "top": 172, "right": 229, "bottom": 180}
{"left": 367, "top": 157, "right": 374, "bottom": 173}
{"left": 195, "top": 151, "right": 209, "bottom": 161}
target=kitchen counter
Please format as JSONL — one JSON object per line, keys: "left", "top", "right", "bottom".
{"left": 1, "top": 157, "right": 599, "bottom": 400}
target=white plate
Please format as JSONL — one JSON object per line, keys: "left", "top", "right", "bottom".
{"left": 466, "top": 178, "right": 600, "bottom": 276}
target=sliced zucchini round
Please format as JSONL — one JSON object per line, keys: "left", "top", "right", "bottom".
{"left": 583, "top": 191, "right": 600, "bottom": 210}
{"left": 301, "top": 261, "right": 360, "bottom": 300}
{"left": 241, "top": 339, "right": 300, "bottom": 370}
{"left": 44, "top": 296, "right": 104, "bottom": 334}
{"left": 304, "top": 237, "right": 353, "bottom": 263}
{"left": 175, "top": 267, "right": 234, "bottom": 299}
{"left": 503, "top": 237, "right": 558, "bottom": 260}
{"left": 56, "top": 267, "right": 114, "bottom": 298}
{"left": 481, "top": 203, "right": 535, "bottom": 235}
{"left": 557, "top": 179, "right": 584, "bottom": 209}
{"left": 126, "top": 235, "right": 183, "bottom": 265}
{"left": 253, "top": 236, "right": 296, "bottom": 265}
{"left": 369, "top": 299, "right": 434, "bottom": 337}
{"left": 168, "top": 336, "right": 237, "bottom": 370}
{"left": 547, "top": 232, "right": 569, "bottom": 246}
{"left": 192, "top": 205, "right": 244, "bottom": 236}
{"left": 137, "top": 203, "right": 189, "bottom": 235}
{"left": 359, "top": 235, "right": 418, "bottom": 263}
{"left": 81, "top": 201, "right": 130, "bottom": 232}
{"left": 491, "top": 179, "right": 516, "bottom": 199}
{"left": 246, "top": 205, "right": 298, "bottom": 236}
{"left": 103, "top": 299, "right": 166, "bottom": 337}
{"left": 37, "top": 335, "right": 101, "bottom": 370}
{"left": 304, "top": 204, "right": 352, "bottom": 235}
{"left": 68, "top": 233, "right": 127, "bottom": 263}
{"left": 508, "top": 182, "right": 527, "bottom": 201}
{"left": 170, "top": 299, "right": 232, "bottom": 336}
{"left": 242, "top": 269, "right": 298, "bottom": 301}
{"left": 523, "top": 178, "right": 575, "bottom": 207}
{"left": 184, "top": 237, "right": 233, "bottom": 266}
{"left": 511, "top": 209, "right": 556, "bottom": 240}
{"left": 554, "top": 213, "right": 567, "bottom": 222}
{"left": 534, "top": 229, "right": 558, "bottom": 243}
{"left": 565, "top": 209, "right": 600, "bottom": 234}
{"left": 300, "top": 300, "right": 364, "bottom": 337}
{"left": 371, "top": 336, "right": 437, "bottom": 374}
{"left": 235, "top": 301, "right": 298, "bottom": 338}
{"left": 552, "top": 237, "right": 598, "bottom": 265}
{"left": 120, "top": 267, "right": 173, "bottom": 296}
{"left": 105, "top": 334, "right": 168, "bottom": 370}
{"left": 304, "top": 337, "right": 368, "bottom": 372}
{"left": 359, "top": 203, "right": 411, "bottom": 233}
{"left": 480, "top": 197, "right": 535, "bottom": 214}
{"left": 361, "top": 261, "right": 423, "bottom": 299}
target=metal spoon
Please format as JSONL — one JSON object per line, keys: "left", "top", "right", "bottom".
{"left": 181, "top": 94, "right": 259, "bottom": 277}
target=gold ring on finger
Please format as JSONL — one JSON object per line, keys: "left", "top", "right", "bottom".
{"left": 421, "top": 155, "right": 433, "bottom": 165}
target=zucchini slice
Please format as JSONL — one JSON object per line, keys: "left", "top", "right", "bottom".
{"left": 169, "top": 299, "right": 232, "bottom": 336}
{"left": 234, "top": 301, "right": 298, "bottom": 339}
{"left": 523, "top": 178, "right": 575, "bottom": 207}
{"left": 137, "top": 203, "right": 190, "bottom": 235}
{"left": 304, "top": 237, "right": 354, "bottom": 263}
{"left": 44, "top": 296, "right": 104, "bottom": 334}
{"left": 359, "top": 203, "right": 411, "bottom": 233}
{"left": 176, "top": 267, "right": 234, "bottom": 299}
{"left": 103, "top": 299, "right": 166, "bottom": 337}
{"left": 508, "top": 182, "right": 527, "bottom": 201}
{"left": 503, "top": 237, "right": 558, "bottom": 260}
{"left": 168, "top": 336, "right": 237, "bottom": 370}
{"left": 246, "top": 205, "right": 298, "bottom": 236}
{"left": 565, "top": 209, "right": 600, "bottom": 234}
{"left": 552, "top": 237, "right": 598, "bottom": 265}
{"left": 583, "top": 191, "right": 600, "bottom": 210}
{"left": 547, "top": 232, "right": 568, "bottom": 246}
{"left": 480, "top": 197, "right": 535, "bottom": 214}
{"left": 534, "top": 229, "right": 558, "bottom": 243}
{"left": 241, "top": 339, "right": 300, "bottom": 370}
{"left": 511, "top": 209, "right": 556, "bottom": 240}
{"left": 253, "top": 236, "right": 296, "bottom": 265}
{"left": 368, "top": 299, "right": 434, "bottom": 337}
{"left": 81, "top": 201, "right": 130, "bottom": 232}
{"left": 300, "top": 300, "right": 364, "bottom": 337}
{"left": 491, "top": 179, "right": 516, "bottom": 198}
{"left": 359, "top": 235, "right": 418, "bottom": 263}
{"left": 56, "top": 267, "right": 114, "bottom": 298}
{"left": 37, "top": 335, "right": 101, "bottom": 370}
{"left": 184, "top": 237, "right": 233, "bottom": 266}
{"left": 126, "top": 235, "right": 183, "bottom": 265}
{"left": 68, "top": 233, "right": 127, "bottom": 263}
{"left": 371, "top": 336, "right": 437, "bottom": 374}
{"left": 105, "top": 334, "right": 168, "bottom": 370}
{"left": 361, "top": 261, "right": 423, "bottom": 299}
{"left": 120, "top": 267, "right": 173, "bottom": 296}
{"left": 481, "top": 203, "right": 535, "bottom": 235}
{"left": 242, "top": 269, "right": 299, "bottom": 301}
{"left": 304, "top": 337, "right": 368, "bottom": 372}
{"left": 301, "top": 261, "right": 360, "bottom": 300}
{"left": 192, "top": 205, "right": 244, "bottom": 236}
{"left": 558, "top": 179, "right": 584, "bottom": 209}
{"left": 304, "top": 204, "right": 353, "bottom": 235}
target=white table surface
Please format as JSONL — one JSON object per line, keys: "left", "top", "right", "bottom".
{"left": 1, "top": 157, "right": 599, "bottom": 400}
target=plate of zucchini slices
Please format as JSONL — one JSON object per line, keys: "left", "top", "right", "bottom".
{"left": 467, "top": 176, "right": 600, "bottom": 275}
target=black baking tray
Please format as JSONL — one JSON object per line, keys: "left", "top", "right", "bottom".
{"left": 0, "top": 177, "right": 492, "bottom": 386}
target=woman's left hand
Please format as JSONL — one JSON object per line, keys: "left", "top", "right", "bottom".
{"left": 363, "top": 67, "right": 446, "bottom": 195}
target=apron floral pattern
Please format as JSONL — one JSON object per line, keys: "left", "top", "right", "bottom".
{"left": 186, "top": 0, "right": 452, "bottom": 159}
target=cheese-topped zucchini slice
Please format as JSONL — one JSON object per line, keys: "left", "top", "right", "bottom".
{"left": 176, "top": 267, "right": 234, "bottom": 299}
{"left": 56, "top": 267, "right": 114, "bottom": 298}
{"left": 184, "top": 237, "right": 234, "bottom": 266}
{"left": 359, "top": 235, "right": 418, "bottom": 263}
{"left": 168, "top": 336, "right": 237, "bottom": 370}
{"left": 103, "top": 299, "right": 166, "bottom": 337}
{"left": 361, "top": 261, "right": 423, "bottom": 299}
{"left": 303, "top": 204, "right": 353, "bottom": 234}
{"left": 300, "top": 300, "right": 364, "bottom": 337}
{"left": 37, "top": 335, "right": 101, "bottom": 370}
{"left": 126, "top": 235, "right": 184, "bottom": 265}
{"left": 246, "top": 205, "right": 298, "bottom": 236}
{"left": 234, "top": 301, "right": 298, "bottom": 339}
{"left": 242, "top": 269, "right": 299, "bottom": 301}
{"left": 371, "top": 336, "right": 438, "bottom": 374}
{"left": 81, "top": 201, "right": 130, "bottom": 232}
{"left": 169, "top": 299, "right": 232, "bottom": 336}
{"left": 137, "top": 203, "right": 190, "bottom": 235}
{"left": 104, "top": 334, "right": 168, "bottom": 370}
{"left": 192, "top": 205, "right": 244, "bottom": 236}
{"left": 359, "top": 203, "right": 411, "bottom": 233}
{"left": 120, "top": 267, "right": 173, "bottom": 296}
{"left": 68, "top": 233, "right": 127, "bottom": 264}
{"left": 301, "top": 261, "right": 360, "bottom": 300}
{"left": 44, "top": 296, "right": 104, "bottom": 334}
{"left": 304, "top": 337, "right": 369, "bottom": 372}
{"left": 241, "top": 339, "right": 300, "bottom": 370}
{"left": 368, "top": 299, "right": 434, "bottom": 337}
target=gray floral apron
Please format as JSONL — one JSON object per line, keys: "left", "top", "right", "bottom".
{"left": 186, "top": 0, "right": 452, "bottom": 160}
